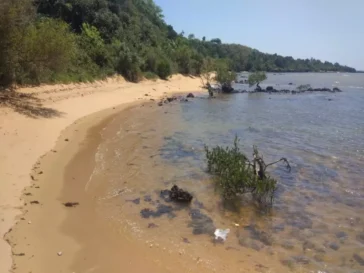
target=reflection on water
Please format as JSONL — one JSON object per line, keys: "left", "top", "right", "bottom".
{"left": 92, "top": 73, "right": 364, "bottom": 273}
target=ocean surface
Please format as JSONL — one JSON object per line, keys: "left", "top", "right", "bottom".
{"left": 89, "top": 73, "right": 364, "bottom": 273}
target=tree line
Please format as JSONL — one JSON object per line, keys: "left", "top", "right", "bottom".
{"left": 0, "top": 0, "right": 356, "bottom": 88}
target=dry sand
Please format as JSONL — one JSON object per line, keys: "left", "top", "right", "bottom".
{"left": 0, "top": 75, "right": 203, "bottom": 273}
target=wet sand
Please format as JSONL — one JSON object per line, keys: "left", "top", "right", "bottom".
{"left": 7, "top": 100, "right": 283, "bottom": 273}
{"left": 0, "top": 74, "right": 203, "bottom": 273}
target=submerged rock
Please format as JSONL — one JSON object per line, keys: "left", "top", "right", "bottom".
{"left": 188, "top": 208, "right": 215, "bottom": 235}
{"left": 353, "top": 253, "right": 364, "bottom": 266}
{"left": 329, "top": 242, "right": 340, "bottom": 251}
{"left": 140, "top": 204, "right": 176, "bottom": 219}
{"left": 292, "top": 255, "right": 310, "bottom": 265}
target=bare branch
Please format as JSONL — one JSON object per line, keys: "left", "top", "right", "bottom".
{"left": 264, "top": 158, "right": 291, "bottom": 172}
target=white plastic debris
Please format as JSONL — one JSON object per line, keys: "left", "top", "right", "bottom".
{"left": 214, "top": 228, "right": 230, "bottom": 241}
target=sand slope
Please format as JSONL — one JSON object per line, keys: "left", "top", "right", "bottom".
{"left": 0, "top": 74, "right": 202, "bottom": 273}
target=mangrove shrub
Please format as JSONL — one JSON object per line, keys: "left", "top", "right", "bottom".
{"left": 205, "top": 138, "right": 290, "bottom": 206}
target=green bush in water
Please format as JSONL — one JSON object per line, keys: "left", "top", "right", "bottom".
{"left": 205, "top": 137, "right": 290, "bottom": 206}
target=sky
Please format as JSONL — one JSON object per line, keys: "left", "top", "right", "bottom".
{"left": 154, "top": 0, "right": 364, "bottom": 70}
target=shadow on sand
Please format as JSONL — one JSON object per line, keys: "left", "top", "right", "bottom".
{"left": 0, "top": 90, "right": 63, "bottom": 118}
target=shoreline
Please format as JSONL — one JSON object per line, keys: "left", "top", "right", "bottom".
{"left": 0, "top": 74, "right": 203, "bottom": 273}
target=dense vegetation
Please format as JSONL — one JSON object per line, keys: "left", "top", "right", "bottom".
{"left": 205, "top": 138, "right": 291, "bottom": 206}
{"left": 0, "top": 0, "right": 356, "bottom": 88}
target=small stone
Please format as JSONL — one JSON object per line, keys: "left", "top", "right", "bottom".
{"left": 64, "top": 139, "right": 69, "bottom": 142}
{"left": 28, "top": 221, "right": 32, "bottom": 224}
{"left": 336, "top": 231, "right": 348, "bottom": 239}
{"left": 57, "top": 252, "right": 62, "bottom": 256}
{"left": 233, "top": 223, "right": 240, "bottom": 227}
{"left": 329, "top": 242, "right": 340, "bottom": 251}
{"left": 149, "top": 244, "right": 153, "bottom": 248}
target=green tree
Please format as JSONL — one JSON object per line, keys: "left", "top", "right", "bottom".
{"left": 248, "top": 71, "right": 267, "bottom": 90}
{"left": 0, "top": 0, "right": 34, "bottom": 86}
{"left": 215, "top": 61, "right": 236, "bottom": 93}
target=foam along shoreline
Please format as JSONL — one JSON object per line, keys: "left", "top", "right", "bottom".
{"left": 0, "top": 74, "right": 202, "bottom": 273}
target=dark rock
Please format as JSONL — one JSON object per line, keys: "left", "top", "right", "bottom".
{"left": 186, "top": 93, "right": 195, "bottom": 98}
{"left": 333, "top": 87, "right": 342, "bottom": 92}
{"left": 166, "top": 96, "right": 177, "bottom": 102}
{"left": 165, "top": 185, "right": 193, "bottom": 203}
{"left": 63, "top": 202, "right": 79, "bottom": 207}
{"left": 30, "top": 201, "right": 40, "bottom": 205}
{"left": 147, "top": 223, "right": 158, "bottom": 228}
{"left": 288, "top": 83, "right": 293, "bottom": 85}
{"left": 180, "top": 98, "right": 188, "bottom": 102}
{"left": 158, "top": 102, "right": 163, "bottom": 106}
{"left": 353, "top": 254, "right": 364, "bottom": 266}
{"left": 64, "top": 138, "right": 69, "bottom": 142}
{"left": 144, "top": 94, "right": 149, "bottom": 96}
{"left": 188, "top": 208, "right": 215, "bottom": 235}
{"left": 329, "top": 242, "right": 340, "bottom": 251}
{"left": 266, "top": 86, "right": 274, "bottom": 91}
{"left": 221, "top": 84, "right": 234, "bottom": 93}
{"left": 313, "top": 87, "right": 332, "bottom": 92}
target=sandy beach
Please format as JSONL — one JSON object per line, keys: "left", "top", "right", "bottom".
{"left": 0, "top": 75, "right": 203, "bottom": 273}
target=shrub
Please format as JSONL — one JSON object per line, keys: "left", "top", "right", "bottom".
{"left": 214, "top": 61, "right": 236, "bottom": 92}
{"left": 248, "top": 71, "right": 267, "bottom": 88}
{"left": 143, "top": 71, "right": 158, "bottom": 80}
{"left": 157, "top": 60, "right": 172, "bottom": 80}
{"left": 205, "top": 138, "right": 290, "bottom": 206}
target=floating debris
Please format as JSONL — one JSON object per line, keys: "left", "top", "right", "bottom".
{"left": 214, "top": 229, "right": 230, "bottom": 242}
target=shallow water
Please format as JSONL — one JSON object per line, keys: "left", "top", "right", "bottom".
{"left": 90, "top": 73, "right": 364, "bottom": 273}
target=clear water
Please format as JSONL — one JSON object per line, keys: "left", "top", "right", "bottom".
{"left": 92, "top": 73, "right": 364, "bottom": 273}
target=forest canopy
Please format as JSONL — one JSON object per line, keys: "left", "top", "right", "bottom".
{"left": 0, "top": 0, "right": 356, "bottom": 88}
